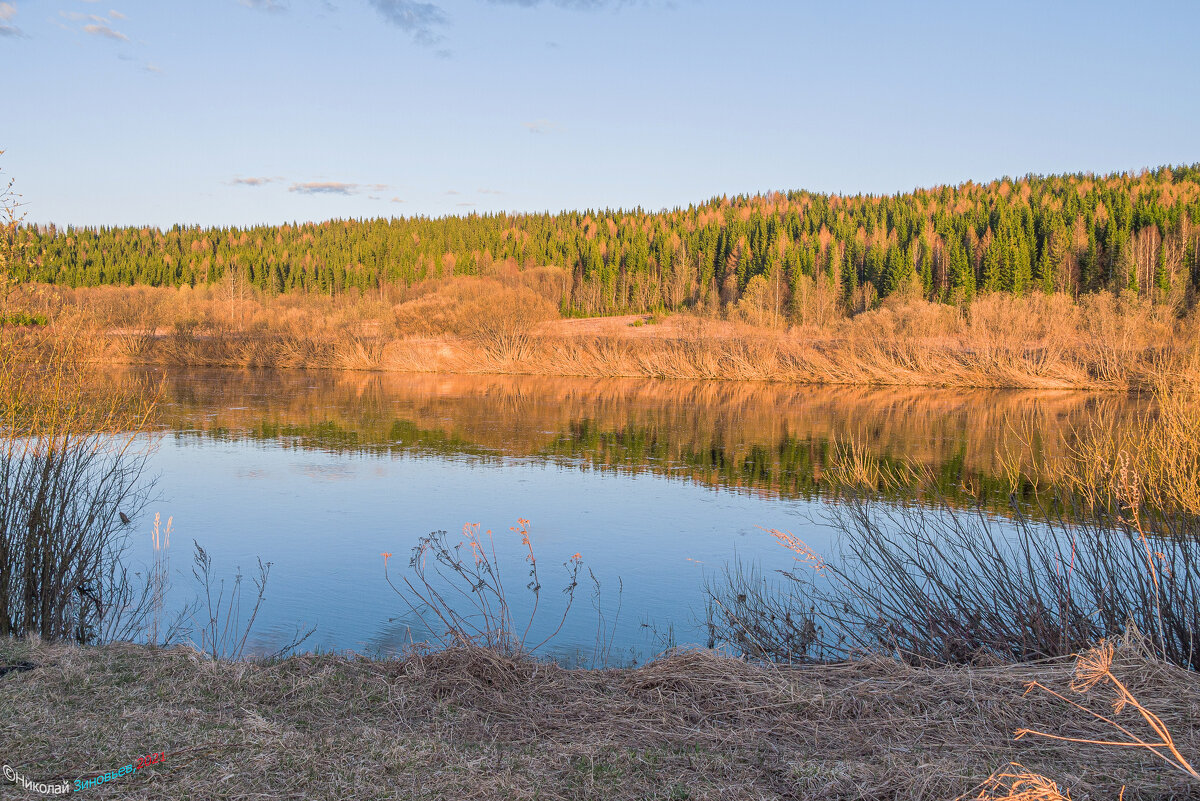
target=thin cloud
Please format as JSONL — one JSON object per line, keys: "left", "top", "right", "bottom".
{"left": 239, "top": 0, "right": 288, "bottom": 11}
{"left": 0, "top": 1, "right": 17, "bottom": 37}
{"left": 456, "top": 202, "right": 475, "bottom": 207}
{"left": 143, "top": 62, "right": 163, "bottom": 74}
{"left": 522, "top": 118, "right": 560, "bottom": 134}
{"left": 477, "top": 188, "right": 504, "bottom": 195}
{"left": 288, "top": 181, "right": 379, "bottom": 195}
{"left": 289, "top": 182, "right": 357, "bottom": 195}
{"left": 445, "top": 189, "right": 461, "bottom": 195}
{"left": 230, "top": 176, "right": 277, "bottom": 187}
{"left": 63, "top": 11, "right": 122, "bottom": 24}
{"left": 390, "top": 197, "right": 406, "bottom": 203}
{"left": 368, "top": 0, "right": 447, "bottom": 45}
{"left": 486, "top": 0, "right": 620, "bottom": 7}
{"left": 82, "top": 22, "right": 128, "bottom": 40}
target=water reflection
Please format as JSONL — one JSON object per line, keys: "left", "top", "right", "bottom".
{"left": 133, "top": 367, "right": 1145, "bottom": 507}
{"left": 110, "top": 367, "right": 1149, "bottom": 659}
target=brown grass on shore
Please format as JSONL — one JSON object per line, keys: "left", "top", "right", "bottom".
{"left": 7, "top": 281, "right": 1196, "bottom": 389}
{"left": 1, "top": 637, "right": 1197, "bottom": 800}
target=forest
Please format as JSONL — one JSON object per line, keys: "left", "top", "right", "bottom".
{"left": 11, "top": 165, "right": 1200, "bottom": 320}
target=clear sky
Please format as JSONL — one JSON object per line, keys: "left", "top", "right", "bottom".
{"left": 1, "top": 0, "right": 1197, "bottom": 227}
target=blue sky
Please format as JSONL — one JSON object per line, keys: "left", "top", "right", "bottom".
{"left": 1, "top": 0, "right": 1197, "bottom": 227}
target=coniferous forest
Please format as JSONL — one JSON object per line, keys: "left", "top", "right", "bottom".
{"left": 15, "top": 166, "right": 1200, "bottom": 317}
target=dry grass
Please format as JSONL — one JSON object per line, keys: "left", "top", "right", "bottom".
{"left": 966, "top": 639, "right": 1200, "bottom": 801}
{"left": 2, "top": 638, "right": 1197, "bottom": 800}
{"left": 967, "top": 766, "right": 1074, "bottom": 801}
{"left": 9, "top": 282, "right": 1197, "bottom": 389}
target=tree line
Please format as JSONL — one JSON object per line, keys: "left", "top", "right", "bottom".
{"left": 14, "top": 165, "right": 1200, "bottom": 317}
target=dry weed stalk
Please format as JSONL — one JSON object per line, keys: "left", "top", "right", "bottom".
{"left": 384, "top": 518, "right": 583, "bottom": 655}
{"left": 147, "top": 512, "right": 173, "bottom": 646}
{"left": 188, "top": 540, "right": 302, "bottom": 661}
{"left": 1016, "top": 641, "right": 1199, "bottom": 779}
{"left": 767, "top": 527, "right": 827, "bottom": 576}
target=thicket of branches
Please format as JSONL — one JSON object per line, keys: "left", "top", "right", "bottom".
{"left": 0, "top": 328, "right": 161, "bottom": 643}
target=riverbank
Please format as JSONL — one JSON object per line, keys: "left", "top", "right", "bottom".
{"left": 112, "top": 325, "right": 1178, "bottom": 390}
{"left": 2, "top": 638, "right": 1196, "bottom": 800}
{"left": 8, "top": 283, "right": 1196, "bottom": 389}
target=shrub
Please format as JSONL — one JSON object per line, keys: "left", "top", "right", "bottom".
{"left": 0, "top": 311, "right": 48, "bottom": 327}
{"left": 393, "top": 277, "right": 558, "bottom": 360}
{"left": 0, "top": 329, "right": 160, "bottom": 643}
{"left": 383, "top": 519, "right": 582, "bottom": 656}
{"left": 708, "top": 498, "right": 1200, "bottom": 669}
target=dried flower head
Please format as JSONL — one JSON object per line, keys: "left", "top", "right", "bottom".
{"left": 764, "top": 527, "right": 826, "bottom": 575}
{"left": 974, "top": 765, "right": 1070, "bottom": 801}
{"left": 1070, "top": 640, "right": 1114, "bottom": 694}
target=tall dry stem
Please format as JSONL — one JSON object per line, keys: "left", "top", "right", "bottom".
{"left": 1017, "top": 640, "right": 1199, "bottom": 779}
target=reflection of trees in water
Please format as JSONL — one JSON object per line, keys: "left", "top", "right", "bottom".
{"left": 125, "top": 367, "right": 1145, "bottom": 507}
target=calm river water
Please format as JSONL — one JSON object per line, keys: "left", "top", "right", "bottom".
{"left": 121, "top": 368, "right": 1143, "bottom": 663}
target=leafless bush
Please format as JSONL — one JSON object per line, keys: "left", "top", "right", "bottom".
{"left": 703, "top": 556, "right": 827, "bottom": 663}
{"left": 0, "top": 329, "right": 164, "bottom": 644}
{"left": 707, "top": 497, "right": 1200, "bottom": 669}
{"left": 392, "top": 277, "right": 558, "bottom": 360}
{"left": 825, "top": 499, "right": 1199, "bottom": 667}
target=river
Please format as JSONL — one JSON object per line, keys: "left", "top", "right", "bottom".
{"left": 119, "top": 367, "right": 1145, "bottom": 663}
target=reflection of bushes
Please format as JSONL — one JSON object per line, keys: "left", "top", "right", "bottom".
{"left": 1023, "top": 352, "right": 1200, "bottom": 517}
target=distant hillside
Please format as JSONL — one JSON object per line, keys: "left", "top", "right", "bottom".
{"left": 16, "top": 165, "right": 1200, "bottom": 317}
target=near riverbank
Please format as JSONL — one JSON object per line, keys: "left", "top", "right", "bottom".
{"left": 2, "top": 638, "right": 1196, "bottom": 800}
